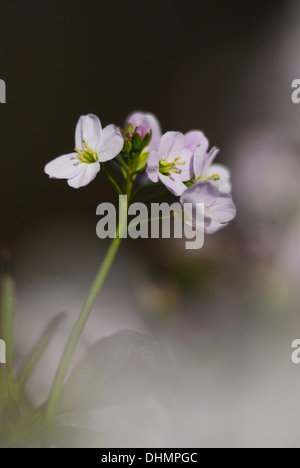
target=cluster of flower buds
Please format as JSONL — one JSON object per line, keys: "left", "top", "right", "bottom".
{"left": 123, "top": 122, "right": 151, "bottom": 154}
{"left": 45, "top": 111, "right": 236, "bottom": 234}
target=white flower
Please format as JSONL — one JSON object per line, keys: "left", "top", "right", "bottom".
{"left": 192, "top": 142, "right": 232, "bottom": 194}
{"left": 146, "top": 132, "right": 193, "bottom": 196}
{"left": 181, "top": 181, "right": 236, "bottom": 234}
{"left": 45, "top": 114, "right": 124, "bottom": 189}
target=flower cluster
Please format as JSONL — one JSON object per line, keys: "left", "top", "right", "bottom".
{"left": 45, "top": 112, "right": 236, "bottom": 234}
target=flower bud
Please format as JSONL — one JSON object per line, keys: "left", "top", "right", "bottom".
{"left": 136, "top": 123, "right": 149, "bottom": 139}
{"left": 122, "top": 136, "right": 132, "bottom": 153}
{"left": 132, "top": 125, "right": 152, "bottom": 151}
{"left": 124, "top": 123, "right": 135, "bottom": 138}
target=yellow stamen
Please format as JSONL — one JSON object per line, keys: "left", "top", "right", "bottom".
{"left": 75, "top": 139, "right": 99, "bottom": 164}
{"left": 159, "top": 156, "right": 186, "bottom": 176}
{"left": 198, "top": 173, "right": 220, "bottom": 182}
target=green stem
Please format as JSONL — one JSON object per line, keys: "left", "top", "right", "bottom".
{"left": 44, "top": 235, "right": 122, "bottom": 424}
{"left": 117, "top": 155, "right": 128, "bottom": 171}
{"left": 102, "top": 166, "right": 122, "bottom": 195}
{"left": 126, "top": 175, "right": 134, "bottom": 204}
{"left": 0, "top": 257, "right": 15, "bottom": 376}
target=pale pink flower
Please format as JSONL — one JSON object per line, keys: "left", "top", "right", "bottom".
{"left": 45, "top": 114, "right": 124, "bottom": 188}
{"left": 193, "top": 145, "right": 232, "bottom": 194}
{"left": 146, "top": 132, "right": 193, "bottom": 196}
{"left": 181, "top": 181, "right": 236, "bottom": 234}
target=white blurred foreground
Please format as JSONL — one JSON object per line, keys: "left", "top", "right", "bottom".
{"left": 11, "top": 215, "right": 300, "bottom": 448}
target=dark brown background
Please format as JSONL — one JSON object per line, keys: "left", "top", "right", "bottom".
{"left": 0, "top": 0, "right": 283, "bottom": 243}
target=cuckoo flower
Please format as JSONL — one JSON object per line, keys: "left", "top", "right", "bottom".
{"left": 192, "top": 144, "right": 232, "bottom": 194}
{"left": 45, "top": 114, "right": 124, "bottom": 188}
{"left": 181, "top": 181, "right": 236, "bottom": 234}
{"left": 146, "top": 132, "right": 193, "bottom": 196}
{"left": 126, "top": 111, "right": 162, "bottom": 152}
{"left": 183, "top": 130, "right": 231, "bottom": 193}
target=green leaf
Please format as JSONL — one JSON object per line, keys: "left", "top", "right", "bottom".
{"left": 135, "top": 150, "right": 149, "bottom": 172}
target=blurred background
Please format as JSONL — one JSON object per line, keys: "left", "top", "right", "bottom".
{"left": 1, "top": 0, "right": 300, "bottom": 448}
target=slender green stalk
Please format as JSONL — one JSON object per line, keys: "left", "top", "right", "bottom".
{"left": 0, "top": 255, "right": 15, "bottom": 376}
{"left": 126, "top": 178, "right": 134, "bottom": 204}
{"left": 102, "top": 167, "right": 122, "bottom": 195}
{"left": 117, "top": 155, "right": 128, "bottom": 171}
{"left": 44, "top": 236, "right": 122, "bottom": 424}
{"left": 44, "top": 153, "right": 135, "bottom": 425}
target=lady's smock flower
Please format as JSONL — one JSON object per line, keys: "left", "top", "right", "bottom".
{"left": 146, "top": 132, "right": 193, "bottom": 196}
{"left": 181, "top": 181, "right": 236, "bottom": 234}
{"left": 45, "top": 114, "right": 124, "bottom": 188}
{"left": 193, "top": 144, "right": 232, "bottom": 194}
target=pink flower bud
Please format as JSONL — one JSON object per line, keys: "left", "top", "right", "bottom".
{"left": 136, "top": 123, "right": 150, "bottom": 139}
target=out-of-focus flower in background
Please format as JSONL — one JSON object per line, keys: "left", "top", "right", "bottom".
{"left": 233, "top": 128, "right": 300, "bottom": 222}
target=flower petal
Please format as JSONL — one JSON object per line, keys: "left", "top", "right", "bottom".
{"left": 75, "top": 114, "right": 102, "bottom": 151}
{"left": 182, "top": 202, "right": 206, "bottom": 233}
{"left": 202, "top": 147, "right": 219, "bottom": 174}
{"left": 181, "top": 181, "right": 219, "bottom": 206}
{"left": 177, "top": 148, "right": 194, "bottom": 182}
{"left": 126, "top": 111, "right": 162, "bottom": 151}
{"left": 146, "top": 151, "right": 160, "bottom": 183}
{"left": 193, "top": 146, "right": 206, "bottom": 180}
{"left": 184, "top": 131, "right": 209, "bottom": 154}
{"left": 159, "top": 173, "right": 187, "bottom": 196}
{"left": 194, "top": 146, "right": 220, "bottom": 180}
{"left": 67, "top": 162, "right": 101, "bottom": 189}
{"left": 204, "top": 220, "right": 228, "bottom": 234}
{"left": 207, "top": 163, "right": 232, "bottom": 194}
{"left": 158, "top": 132, "right": 185, "bottom": 161}
{"left": 45, "top": 153, "right": 82, "bottom": 180}
{"left": 180, "top": 181, "right": 236, "bottom": 233}
{"left": 210, "top": 192, "right": 237, "bottom": 224}
{"left": 97, "top": 124, "right": 124, "bottom": 162}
